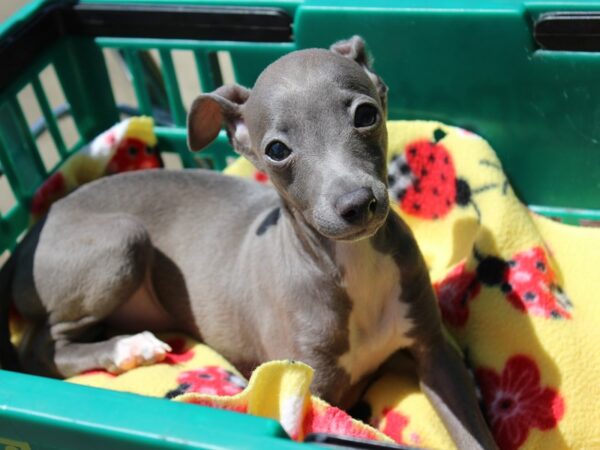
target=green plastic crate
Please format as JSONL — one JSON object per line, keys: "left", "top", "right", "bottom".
{"left": 0, "top": 0, "right": 599, "bottom": 448}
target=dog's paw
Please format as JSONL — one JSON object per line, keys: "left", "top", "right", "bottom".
{"left": 109, "top": 331, "right": 172, "bottom": 373}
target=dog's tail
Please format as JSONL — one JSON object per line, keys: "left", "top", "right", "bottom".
{"left": 0, "top": 255, "right": 20, "bottom": 371}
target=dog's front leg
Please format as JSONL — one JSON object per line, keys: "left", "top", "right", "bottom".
{"left": 307, "top": 355, "right": 353, "bottom": 408}
{"left": 411, "top": 335, "right": 498, "bottom": 450}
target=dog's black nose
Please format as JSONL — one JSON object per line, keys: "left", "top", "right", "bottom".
{"left": 336, "top": 187, "right": 377, "bottom": 226}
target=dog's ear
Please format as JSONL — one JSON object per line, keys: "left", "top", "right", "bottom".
{"left": 187, "top": 84, "right": 252, "bottom": 154}
{"left": 330, "top": 36, "right": 388, "bottom": 112}
{"left": 330, "top": 35, "right": 370, "bottom": 66}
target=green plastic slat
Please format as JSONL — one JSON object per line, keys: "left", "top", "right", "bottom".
{"left": 0, "top": 140, "right": 29, "bottom": 252}
{"left": 0, "top": 138, "right": 22, "bottom": 203}
{"left": 0, "top": 97, "right": 46, "bottom": 196}
{"left": 530, "top": 205, "right": 600, "bottom": 226}
{"left": 155, "top": 126, "right": 201, "bottom": 168}
{"left": 155, "top": 127, "right": 236, "bottom": 170}
{"left": 159, "top": 49, "right": 186, "bottom": 127}
{"left": 96, "top": 38, "right": 296, "bottom": 52}
{"left": 227, "top": 46, "right": 292, "bottom": 88}
{"left": 124, "top": 49, "right": 154, "bottom": 116}
{"left": 52, "top": 37, "right": 120, "bottom": 143}
{"left": 0, "top": 370, "right": 313, "bottom": 450}
{"left": 194, "top": 49, "right": 221, "bottom": 93}
{"left": 31, "top": 75, "right": 68, "bottom": 158}
{"left": 0, "top": 204, "right": 28, "bottom": 252}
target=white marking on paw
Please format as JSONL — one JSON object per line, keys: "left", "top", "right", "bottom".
{"left": 110, "top": 331, "right": 171, "bottom": 373}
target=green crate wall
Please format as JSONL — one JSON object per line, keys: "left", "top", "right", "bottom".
{"left": 1, "top": 0, "right": 600, "bottom": 449}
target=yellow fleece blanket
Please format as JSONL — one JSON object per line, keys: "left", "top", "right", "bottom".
{"left": 66, "top": 121, "right": 600, "bottom": 450}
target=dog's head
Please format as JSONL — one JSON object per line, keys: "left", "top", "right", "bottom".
{"left": 188, "top": 36, "right": 389, "bottom": 241}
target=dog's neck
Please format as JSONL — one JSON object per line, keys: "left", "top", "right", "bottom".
{"left": 278, "top": 200, "right": 394, "bottom": 282}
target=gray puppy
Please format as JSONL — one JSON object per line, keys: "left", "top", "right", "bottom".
{"left": 0, "top": 37, "right": 497, "bottom": 449}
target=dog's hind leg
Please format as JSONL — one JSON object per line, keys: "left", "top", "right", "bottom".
{"left": 54, "top": 328, "right": 171, "bottom": 377}
{"left": 22, "top": 212, "right": 171, "bottom": 377}
{"left": 19, "top": 321, "right": 170, "bottom": 377}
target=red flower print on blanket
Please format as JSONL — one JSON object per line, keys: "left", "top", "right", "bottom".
{"left": 166, "top": 366, "right": 247, "bottom": 398}
{"left": 387, "top": 128, "right": 507, "bottom": 222}
{"left": 434, "top": 261, "right": 480, "bottom": 327}
{"left": 476, "top": 355, "right": 565, "bottom": 450}
{"left": 503, "top": 247, "right": 572, "bottom": 319}
{"left": 378, "top": 408, "right": 411, "bottom": 445}
{"left": 435, "top": 246, "right": 572, "bottom": 328}
{"left": 475, "top": 247, "right": 572, "bottom": 319}
{"left": 388, "top": 130, "right": 457, "bottom": 220}
{"left": 303, "top": 404, "right": 381, "bottom": 441}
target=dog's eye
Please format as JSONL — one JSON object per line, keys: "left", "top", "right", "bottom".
{"left": 266, "top": 141, "right": 292, "bottom": 162}
{"left": 354, "top": 104, "right": 378, "bottom": 128}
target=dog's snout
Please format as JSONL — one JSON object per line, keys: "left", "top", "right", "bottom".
{"left": 335, "top": 187, "right": 377, "bottom": 226}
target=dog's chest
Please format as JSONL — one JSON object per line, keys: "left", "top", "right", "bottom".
{"left": 335, "top": 241, "right": 414, "bottom": 385}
